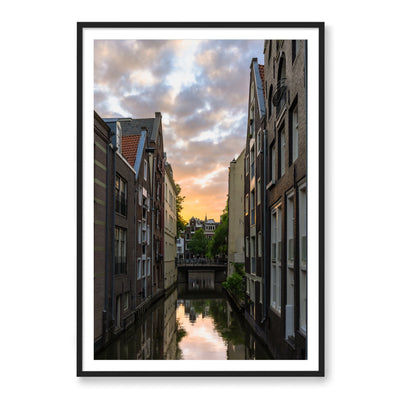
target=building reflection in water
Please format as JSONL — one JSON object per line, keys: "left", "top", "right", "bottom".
{"left": 95, "top": 272, "right": 272, "bottom": 360}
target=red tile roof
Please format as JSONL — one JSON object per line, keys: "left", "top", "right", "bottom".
{"left": 258, "top": 64, "right": 265, "bottom": 98}
{"left": 121, "top": 135, "right": 141, "bottom": 169}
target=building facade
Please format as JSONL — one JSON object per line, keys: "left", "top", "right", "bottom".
{"left": 262, "top": 40, "right": 307, "bottom": 359}
{"left": 183, "top": 217, "right": 220, "bottom": 260}
{"left": 164, "top": 161, "right": 178, "bottom": 291}
{"left": 94, "top": 111, "right": 111, "bottom": 351}
{"left": 227, "top": 149, "right": 246, "bottom": 277}
{"left": 94, "top": 112, "right": 138, "bottom": 352}
{"left": 176, "top": 235, "right": 185, "bottom": 261}
{"left": 204, "top": 218, "right": 217, "bottom": 241}
{"left": 244, "top": 58, "right": 266, "bottom": 333}
{"left": 109, "top": 113, "right": 166, "bottom": 297}
{"left": 242, "top": 42, "right": 308, "bottom": 359}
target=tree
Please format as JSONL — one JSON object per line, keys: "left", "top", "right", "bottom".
{"left": 208, "top": 200, "right": 228, "bottom": 259}
{"left": 175, "top": 183, "right": 187, "bottom": 236}
{"left": 187, "top": 228, "right": 208, "bottom": 257}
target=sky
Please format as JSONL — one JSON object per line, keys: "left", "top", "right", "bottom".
{"left": 94, "top": 39, "right": 265, "bottom": 222}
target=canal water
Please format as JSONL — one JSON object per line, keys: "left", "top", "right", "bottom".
{"left": 95, "top": 271, "right": 273, "bottom": 360}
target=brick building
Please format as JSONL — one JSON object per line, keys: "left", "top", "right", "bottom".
{"left": 228, "top": 149, "right": 245, "bottom": 277}
{"left": 164, "top": 160, "right": 178, "bottom": 291}
{"left": 94, "top": 112, "right": 137, "bottom": 352}
{"left": 242, "top": 40, "right": 307, "bottom": 359}
{"left": 262, "top": 40, "right": 307, "bottom": 359}
{"left": 243, "top": 58, "right": 266, "bottom": 332}
{"left": 94, "top": 111, "right": 111, "bottom": 351}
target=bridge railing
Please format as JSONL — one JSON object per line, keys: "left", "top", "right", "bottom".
{"left": 176, "top": 258, "right": 227, "bottom": 267}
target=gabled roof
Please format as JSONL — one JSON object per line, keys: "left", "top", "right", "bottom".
{"left": 120, "top": 131, "right": 147, "bottom": 179}
{"left": 103, "top": 112, "right": 162, "bottom": 143}
{"left": 120, "top": 119, "right": 155, "bottom": 136}
{"left": 258, "top": 64, "right": 265, "bottom": 98}
{"left": 252, "top": 60, "right": 266, "bottom": 118}
{"left": 121, "top": 135, "right": 141, "bottom": 169}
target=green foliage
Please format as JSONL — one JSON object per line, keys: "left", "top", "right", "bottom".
{"left": 208, "top": 199, "right": 229, "bottom": 259}
{"left": 187, "top": 228, "right": 208, "bottom": 256}
{"left": 222, "top": 263, "right": 245, "bottom": 301}
{"left": 175, "top": 183, "right": 187, "bottom": 236}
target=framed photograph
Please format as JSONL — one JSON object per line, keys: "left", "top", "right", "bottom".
{"left": 77, "top": 22, "right": 324, "bottom": 377}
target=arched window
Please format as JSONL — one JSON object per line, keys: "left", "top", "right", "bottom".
{"left": 274, "top": 54, "right": 287, "bottom": 115}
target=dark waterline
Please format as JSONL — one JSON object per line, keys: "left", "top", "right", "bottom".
{"left": 95, "top": 273, "right": 273, "bottom": 360}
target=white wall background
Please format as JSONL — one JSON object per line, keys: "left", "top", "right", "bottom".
{"left": 1, "top": 0, "right": 399, "bottom": 398}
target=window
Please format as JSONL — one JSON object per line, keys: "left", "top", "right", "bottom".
{"left": 115, "top": 176, "right": 127, "bottom": 216}
{"left": 245, "top": 194, "right": 249, "bottom": 215}
{"left": 250, "top": 190, "right": 255, "bottom": 225}
{"left": 147, "top": 258, "right": 151, "bottom": 276}
{"left": 258, "top": 231, "right": 262, "bottom": 257}
{"left": 286, "top": 191, "right": 295, "bottom": 339}
{"left": 299, "top": 183, "right": 307, "bottom": 333}
{"left": 249, "top": 105, "right": 255, "bottom": 138}
{"left": 279, "top": 129, "right": 285, "bottom": 178}
{"left": 290, "top": 105, "right": 299, "bottom": 164}
{"left": 142, "top": 196, "right": 147, "bottom": 219}
{"left": 270, "top": 204, "right": 282, "bottom": 313}
{"left": 142, "top": 257, "right": 146, "bottom": 277}
{"left": 115, "top": 227, "right": 127, "bottom": 274}
{"left": 270, "top": 144, "right": 276, "bottom": 182}
{"left": 250, "top": 145, "right": 255, "bottom": 178}
{"left": 138, "top": 221, "right": 141, "bottom": 244}
{"left": 138, "top": 186, "right": 143, "bottom": 206}
{"left": 257, "top": 178, "right": 261, "bottom": 204}
{"left": 287, "top": 193, "right": 294, "bottom": 264}
{"left": 250, "top": 280, "right": 255, "bottom": 319}
{"left": 137, "top": 259, "right": 141, "bottom": 280}
{"left": 246, "top": 155, "right": 249, "bottom": 175}
{"left": 276, "top": 55, "right": 287, "bottom": 115}
{"left": 257, "top": 130, "right": 261, "bottom": 154}
{"left": 142, "top": 223, "right": 146, "bottom": 244}
{"left": 144, "top": 160, "right": 148, "bottom": 181}
{"left": 250, "top": 236, "right": 256, "bottom": 274}
{"left": 245, "top": 237, "right": 249, "bottom": 257}
{"left": 146, "top": 225, "right": 150, "bottom": 244}
{"left": 292, "top": 40, "right": 300, "bottom": 63}
{"left": 123, "top": 292, "right": 129, "bottom": 311}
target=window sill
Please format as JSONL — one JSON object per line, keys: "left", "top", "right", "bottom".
{"left": 276, "top": 105, "right": 286, "bottom": 127}
{"left": 266, "top": 180, "right": 275, "bottom": 190}
{"left": 270, "top": 305, "right": 281, "bottom": 317}
{"left": 298, "top": 328, "right": 307, "bottom": 338}
{"left": 285, "top": 336, "right": 296, "bottom": 350}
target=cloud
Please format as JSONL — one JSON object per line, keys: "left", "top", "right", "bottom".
{"left": 94, "top": 39, "right": 264, "bottom": 220}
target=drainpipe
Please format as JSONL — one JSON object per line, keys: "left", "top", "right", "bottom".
{"left": 305, "top": 40, "right": 308, "bottom": 354}
{"left": 305, "top": 40, "right": 308, "bottom": 154}
{"left": 262, "top": 127, "right": 268, "bottom": 323}
{"left": 103, "top": 138, "right": 110, "bottom": 337}
{"left": 111, "top": 143, "right": 116, "bottom": 325}
{"left": 134, "top": 186, "right": 137, "bottom": 310}
{"left": 151, "top": 155, "right": 155, "bottom": 296}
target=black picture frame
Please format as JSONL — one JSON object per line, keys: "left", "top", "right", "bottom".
{"left": 77, "top": 21, "right": 324, "bottom": 377}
